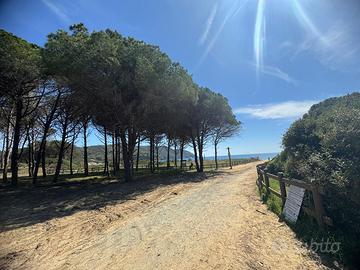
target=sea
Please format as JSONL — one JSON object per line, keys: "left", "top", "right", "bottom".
{"left": 204, "top": 152, "right": 279, "bottom": 161}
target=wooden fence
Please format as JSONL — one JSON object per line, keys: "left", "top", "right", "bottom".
{"left": 256, "top": 163, "right": 332, "bottom": 227}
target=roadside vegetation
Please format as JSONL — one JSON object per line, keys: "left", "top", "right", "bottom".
{"left": 0, "top": 24, "right": 241, "bottom": 187}
{"left": 265, "top": 93, "right": 360, "bottom": 267}
{"left": 5, "top": 157, "right": 257, "bottom": 188}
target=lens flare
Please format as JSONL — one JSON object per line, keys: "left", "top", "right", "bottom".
{"left": 253, "top": 0, "right": 266, "bottom": 75}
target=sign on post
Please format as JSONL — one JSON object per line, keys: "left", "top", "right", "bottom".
{"left": 283, "top": 185, "right": 305, "bottom": 223}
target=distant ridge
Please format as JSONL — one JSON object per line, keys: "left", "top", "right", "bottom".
{"left": 204, "top": 152, "right": 278, "bottom": 161}
{"left": 14, "top": 143, "right": 194, "bottom": 167}
{"left": 85, "top": 145, "right": 194, "bottom": 163}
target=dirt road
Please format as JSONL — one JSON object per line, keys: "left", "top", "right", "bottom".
{"left": 0, "top": 162, "right": 327, "bottom": 269}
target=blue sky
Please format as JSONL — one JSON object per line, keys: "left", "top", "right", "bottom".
{"left": 1, "top": 0, "right": 360, "bottom": 156}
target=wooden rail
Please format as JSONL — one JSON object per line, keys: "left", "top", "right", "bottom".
{"left": 256, "top": 163, "right": 332, "bottom": 227}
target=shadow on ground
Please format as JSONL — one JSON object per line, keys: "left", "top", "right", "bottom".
{"left": 0, "top": 170, "right": 224, "bottom": 232}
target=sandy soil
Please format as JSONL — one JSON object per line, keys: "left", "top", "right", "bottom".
{"left": 0, "top": 162, "right": 328, "bottom": 269}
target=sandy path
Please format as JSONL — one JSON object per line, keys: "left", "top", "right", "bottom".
{"left": 0, "top": 162, "right": 327, "bottom": 269}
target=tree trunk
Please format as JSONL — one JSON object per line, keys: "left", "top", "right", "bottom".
{"left": 114, "top": 134, "right": 117, "bottom": 174}
{"left": 152, "top": 137, "right": 155, "bottom": 171}
{"left": 120, "top": 130, "right": 136, "bottom": 182}
{"left": 111, "top": 133, "right": 115, "bottom": 175}
{"left": 28, "top": 129, "right": 32, "bottom": 177}
{"left": 31, "top": 130, "right": 35, "bottom": 175}
{"left": 10, "top": 99, "right": 23, "bottom": 186}
{"left": 53, "top": 118, "right": 68, "bottom": 182}
{"left": 214, "top": 142, "right": 218, "bottom": 170}
{"left": 149, "top": 136, "right": 153, "bottom": 173}
{"left": 122, "top": 148, "right": 132, "bottom": 181}
{"left": 2, "top": 117, "right": 11, "bottom": 182}
{"left": 114, "top": 133, "right": 121, "bottom": 173}
{"left": 166, "top": 138, "right": 170, "bottom": 168}
{"left": 33, "top": 91, "right": 61, "bottom": 184}
{"left": 70, "top": 137, "right": 75, "bottom": 175}
{"left": 41, "top": 144, "right": 46, "bottom": 177}
{"left": 197, "top": 135, "right": 204, "bottom": 172}
{"left": 103, "top": 127, "right": 109, "bottom": 176}
{"left": 18, "top": 129, "right": 28, "bottom": 161}
{"left": 117, "top": 135, "right": 121, "bottom": 171}
{"left": 156, "top": 142, "right": 159, "bottom": 169}
{"left": 174, "top": 141, "right": 177, "bottom": 167}
{"left": 83, "top": 122, "right": 89, "bottom": 176}
{"left": 191, "top": 136, "right": 200, "bottom": 172}
{"left": 136, "top": 136, "right": 140, "bottom": 171}
{"left": 180, "top": 140, "right": 184, "bottom": 169}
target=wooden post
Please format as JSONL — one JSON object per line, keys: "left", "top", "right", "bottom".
{"left": 264, "top": 169, "right": 270, "bottom": 195}
{"left": 257, "top": 167, "right": 263, "bottom": 197}
{"left": 278, "top": 172, "right": 287, "bottom": 209}
{"left": 312, "top": 183, "right": 324, "bottom": 227}
{"left": 227, "top": 147, "right": 232, "bottom": 169}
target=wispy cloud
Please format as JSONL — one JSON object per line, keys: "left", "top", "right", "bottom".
{"left": 292, "top": 0, "right": 328, "bottom": 47}
{"left": 279, "top": 41, "right": 292, "bottom": 49}
{"left": 252, "top": 1, "right": 298, "bottom": 84}
{"left": 198, "top": 3, "right": 218, "bottom": 46}
{"left": 194, "top": 0, "right": 248, "bottom": 70}
{"left": 42, "top": 0, "right": 71, "bottom": 24}
{"left": 301, "top": 22, "right": 359, "bottom": 71}
{"left": 258, "top": 64, "right": 298, "bottom": 85}
{"left": 235, "top": 100, "right": 317, "bottom": 119}
{"left": 291, "top": 1, "right": 359, "bottom": 72}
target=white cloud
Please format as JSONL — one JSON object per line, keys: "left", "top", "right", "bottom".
{"left": 235, "top": 100, "right": 317, "bottom": 119}
{"left": 198, "top": 3, "right": 218, "bottom": 46}
{"left": 42, "top": 0, "right": 71, "bottom": 24}
{"left": 259, "top": 64, "right": 297, "bottom": 85}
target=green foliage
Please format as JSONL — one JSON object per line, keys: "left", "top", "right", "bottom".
{"left": 0, "top": 29, "right": 42, "bottom": 97}
{"left": 269, "top": 92, "right": 360, "bottom": 266}
{"left": 1, "top": 24, "right": 240, "bottom": 183}
{"left": 41, "top": 25, "right": 239, "bottom": 178}
{"left": 267, "top": 194, "right": 282, "bottom": 216}
{"left": 292, "top": 213, "right": 355, "bottom": 265}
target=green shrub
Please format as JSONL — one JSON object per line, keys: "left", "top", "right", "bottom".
{"left": 266, "top": 93, "right": 360, "bottom": 266}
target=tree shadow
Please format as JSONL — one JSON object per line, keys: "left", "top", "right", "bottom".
{"left": 0, "top": 170, "right": 224, "bottom": 232}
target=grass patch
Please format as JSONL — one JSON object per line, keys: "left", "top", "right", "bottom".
{"left": 268, "top": 177, "right": 290, "bottom": 192}
{"left": 266, "top": 194, "right": 282, "bottom": 216}
{"left": 269, "top": 177, "right": 280, "bottom": 190}
{"left": 259, "top": 177, "right": 287, "bottom": 217}
{"left": 259, "top": 185, "right": 282, "bottom": 216}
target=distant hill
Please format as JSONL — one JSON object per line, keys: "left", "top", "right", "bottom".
{"left": 84, "top": 145, "right": 194, "bottom": 164}
{"left": 14, "top": 142, "right": 194, "bottom": 168}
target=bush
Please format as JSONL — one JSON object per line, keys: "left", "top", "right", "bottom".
{"left": 267, "top": 93, "right": 360, "bottom": 266}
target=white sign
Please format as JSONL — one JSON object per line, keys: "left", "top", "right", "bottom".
{"left": 283, "top": 185, "right": 305, "bottom": 223}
